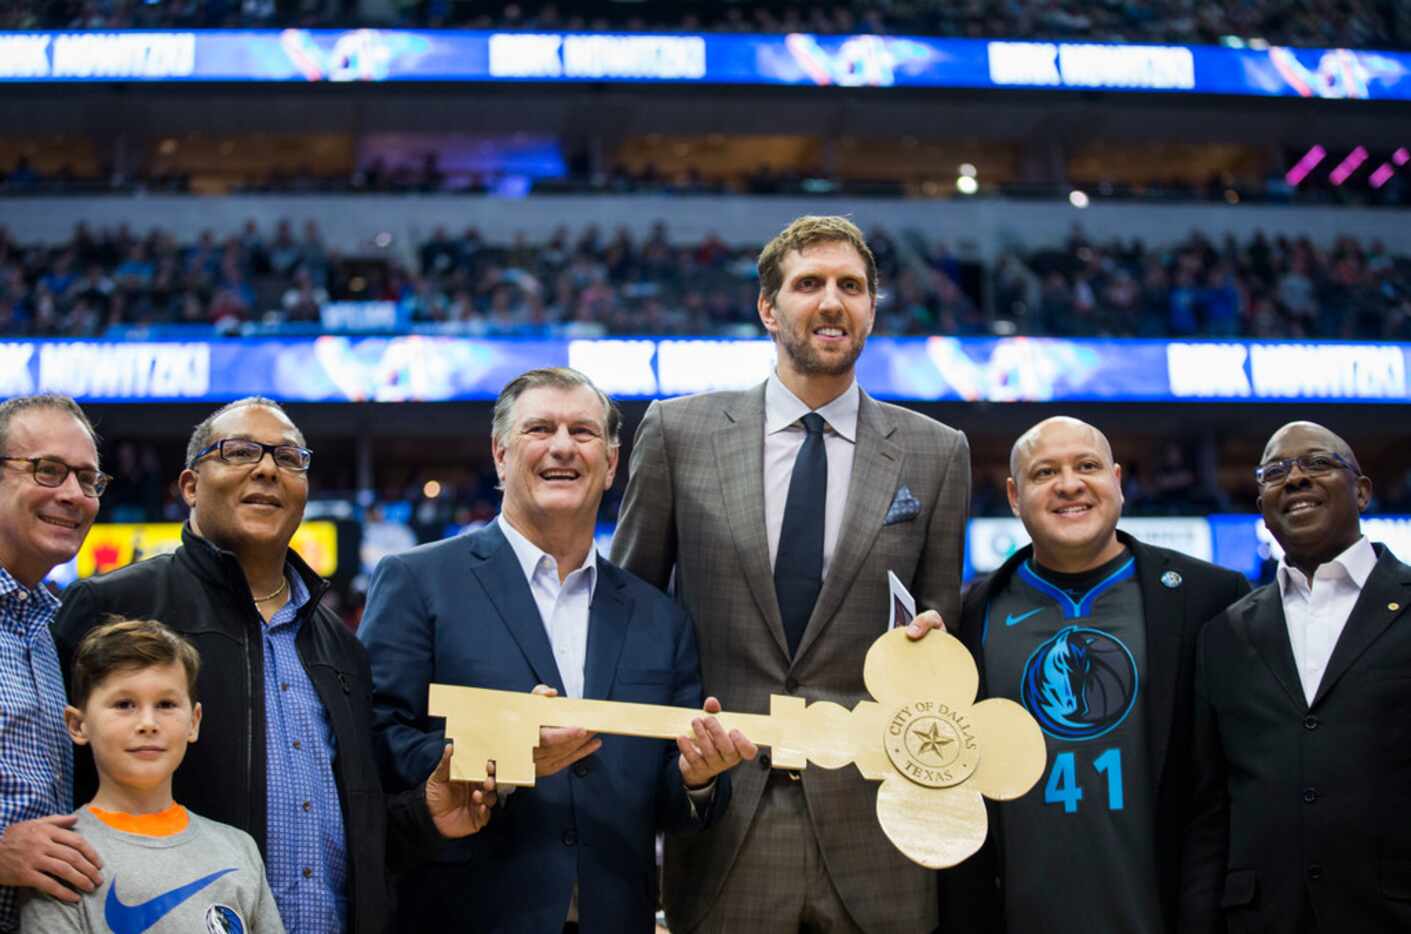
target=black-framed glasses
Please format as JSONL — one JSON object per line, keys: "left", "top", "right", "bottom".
{"left": 1254, "top": 452, "right": 1356, "bottom": 487}
{"left": 188, "top": 439, "right": 313, "bottom": 473}
{"left": 0, "top": 456, "right": 110, "bottom": 497}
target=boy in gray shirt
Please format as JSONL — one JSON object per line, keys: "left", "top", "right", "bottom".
{"left": 21, "top": 618, "right": 283, "bottom": 933}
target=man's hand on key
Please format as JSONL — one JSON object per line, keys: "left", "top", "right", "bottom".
{"left": 426, "top": 741, "right": 498, "bottom": 838}
{"left": 531, "top": 684, "right": 602, "bottom": 776}
{"left": 678, "top": 696, "right": 759, "bottom": 789}
{"left": 904, "top": 609, "right": 946, "bottom": 640}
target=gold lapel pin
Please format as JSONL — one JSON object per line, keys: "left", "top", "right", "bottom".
{"left": 1389, "top": 602, "right": 1401, "bottom": 612}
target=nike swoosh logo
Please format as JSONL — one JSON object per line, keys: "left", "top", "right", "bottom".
{"left": 1005, "top": 608, "right": 1044, "bottom": 627}
{"left": 105, "top": 867, "right": 237, "bottom": 934}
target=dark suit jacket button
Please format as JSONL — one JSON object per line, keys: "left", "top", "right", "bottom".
{"left": 759, "top": 752, "right": 772, "bottom": 770}
{"left": 562, "top": 829, "right": 578, "bottom": 846}
{"left": 785, "top": 677, "right": 799, "bottom": 693}
{"left": 573, "top": 762, "right": 591, "bottom": 778}
{"left": 1302, "top": 787, "right": 1318, "bottom": 803}
{"left": 1308, "top": 864, "right": 1323, "bottom": 880}
{"left": 1303, "top": 715, "right": 1320, "bottom": 730}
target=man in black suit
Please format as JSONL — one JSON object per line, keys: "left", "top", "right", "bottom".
{"left": 944, "top": 416, "right": 1249, "bottom": 933}
{"left": 1183, "top": 421, "right": 1411, "bottom": 933}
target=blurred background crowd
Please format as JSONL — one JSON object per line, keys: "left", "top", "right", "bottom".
{"left": 4, "top": 221, "right": 1409, "bottom": 340}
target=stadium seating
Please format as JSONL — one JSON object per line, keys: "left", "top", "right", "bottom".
{"left": 3, "top": 221, "right": 1406, "bottom": 340}
{"left": 6, "top": 0, "right": 1405, "bottom": 51}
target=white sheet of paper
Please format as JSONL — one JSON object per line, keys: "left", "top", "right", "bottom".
{"left": 887, "top": 571, "right": 916, "bottom": 630}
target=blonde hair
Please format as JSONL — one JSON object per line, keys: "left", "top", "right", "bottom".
{"left": 756, "top": 215, "right": 877, "bottom": 307}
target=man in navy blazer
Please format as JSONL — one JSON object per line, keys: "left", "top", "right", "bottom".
{"left": 359, "top": 367, "right": 754, "bottom": 934}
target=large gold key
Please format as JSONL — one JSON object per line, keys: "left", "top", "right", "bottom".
{"left": 429, "top": 627, "right": 1045, "bottom": 868}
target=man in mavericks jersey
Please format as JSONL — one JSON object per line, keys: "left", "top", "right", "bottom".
{"left": 942, "top": 417, "right": 1248, "bottom": 933}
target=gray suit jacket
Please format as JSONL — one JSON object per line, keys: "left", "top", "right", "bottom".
{"left": 612, "top": 381, "right": 970, "bottom": 934}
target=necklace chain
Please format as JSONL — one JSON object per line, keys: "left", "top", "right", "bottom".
{"left": 253, "top": 577, "right": 288, "bottom": 603}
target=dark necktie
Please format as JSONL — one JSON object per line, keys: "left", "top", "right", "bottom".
{"left": 775, "top": 412, "right": 827, "bottom": 657}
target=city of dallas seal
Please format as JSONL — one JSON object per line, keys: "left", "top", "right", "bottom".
{"left": 884, "top": 700, "right": 981, "bottom": 788}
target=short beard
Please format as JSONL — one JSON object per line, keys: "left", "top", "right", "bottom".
{"left": 776, "top": 328, "right": 867, "bottom": 377}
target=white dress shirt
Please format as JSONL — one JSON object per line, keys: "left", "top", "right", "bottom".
{"left": 497, "top": 515, "right": 711, "bottom": 924}
{"left": 763, "top": 371, "right": 859, "bottom": 578}
{"left": 498, "top": 515, "right": 597, "bottom": 699}
{"left": 498, "top": 515, "right": 598, "bottom": 923}
{"left": 1276, "top": 535, "right": 1376, "bottom": 705}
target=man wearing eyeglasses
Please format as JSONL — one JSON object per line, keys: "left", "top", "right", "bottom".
{"left": 1183, "top": 421, "right": 1411, "bottom": 934}
{"left": 0, "top": 394, "right": 107, "bottom": 934}
{"left": 53, "top": 396, "right": 497, "bottom": 934}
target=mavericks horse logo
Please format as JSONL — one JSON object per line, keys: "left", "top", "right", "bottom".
{"left": 1020, "top": 625, "right": 1137, "bottom": 741}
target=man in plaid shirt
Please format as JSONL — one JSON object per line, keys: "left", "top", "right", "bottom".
{"left": 0, "top": 394, "right": 105, "bottom": 933}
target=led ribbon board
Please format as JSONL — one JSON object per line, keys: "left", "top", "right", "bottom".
{"left": 3, "top": 337, "right": 1411, "bottom": 404}
{"left": 0, "top": 30, "right": 1408, "bottom": 100}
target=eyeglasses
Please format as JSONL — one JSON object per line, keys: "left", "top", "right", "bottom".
{"left": 0, "top": 456, "right": 110, "bottom": 497}
{"left": 1253, "top": 452, "right": 1356, "bottom": 487}
{"left": 188, "top": 439, "right": 313, "bottom": 473}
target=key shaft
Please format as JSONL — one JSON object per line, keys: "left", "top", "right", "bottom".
{"left": 429, "top": 684, "right": 818, "bottom": 785}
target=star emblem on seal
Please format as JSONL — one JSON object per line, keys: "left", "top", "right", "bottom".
{"left": 914, "top": 722, "right": 952, "bottom": 758}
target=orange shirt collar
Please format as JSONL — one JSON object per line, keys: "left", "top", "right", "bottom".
{"left": 87, "top": 803, "right": 189, "bottom": 837}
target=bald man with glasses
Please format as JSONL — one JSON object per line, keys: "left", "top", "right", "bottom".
{"left": 0, "top": 394, "right": 107, "bottom": 934}
{"left": 1183, "top": 421, "right": 1411, "bottom": 933}
{"left": 53, "top": 395, "right": 495, "bottom": 934}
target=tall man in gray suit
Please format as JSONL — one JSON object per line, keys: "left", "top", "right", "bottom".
{"left": 613, "top": 215, "right": 971, "bottom": 933}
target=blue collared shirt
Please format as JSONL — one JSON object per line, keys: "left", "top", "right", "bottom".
{"left": 0, "top": 568, "right": 71, "bottom": 933}
{"left": 260, "top": 570, "right": 348, "bottom": 933}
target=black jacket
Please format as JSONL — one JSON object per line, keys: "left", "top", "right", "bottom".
{"left": 942, "top": 531, "right": 1251, "bottom": 933}
{"left": 1182, "top": 546, "right": 1411, "bottom": 934}
{"left": 51, "top": 525, "right": 440, "bottom": 934}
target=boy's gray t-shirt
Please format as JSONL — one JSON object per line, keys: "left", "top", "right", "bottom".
{"left": 19, "top": 807, "right": 285, "bottom": 934}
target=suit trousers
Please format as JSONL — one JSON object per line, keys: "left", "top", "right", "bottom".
{"left": 690, "top": 776, "right": 864, "bottom": 934}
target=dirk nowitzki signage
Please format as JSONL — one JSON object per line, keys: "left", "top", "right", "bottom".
{"left": 9, "top": 336, "right": 1411, "bottom": 404}
{"left": 1, "top": 29, "right": 1406, "bottom": 101}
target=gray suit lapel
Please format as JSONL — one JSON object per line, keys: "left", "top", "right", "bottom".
{"left": 714, "top": 384, "right": 790, "bottom": 658}
{"left": 794, "top": 392, "right": 901, "bottom": 664}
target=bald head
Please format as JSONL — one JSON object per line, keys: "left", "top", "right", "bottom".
{"left": 1261, "top": 421, "right": 1360, "bottom": 474}
{"left": 1010, "top": 417, "right": 1115, "bottom": 483}
{"left": 1258, "top": 420, "right": 1370, "bottom": 577}
{"left": 1006, "top": 416, "right": 1125, "bottom": 573}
